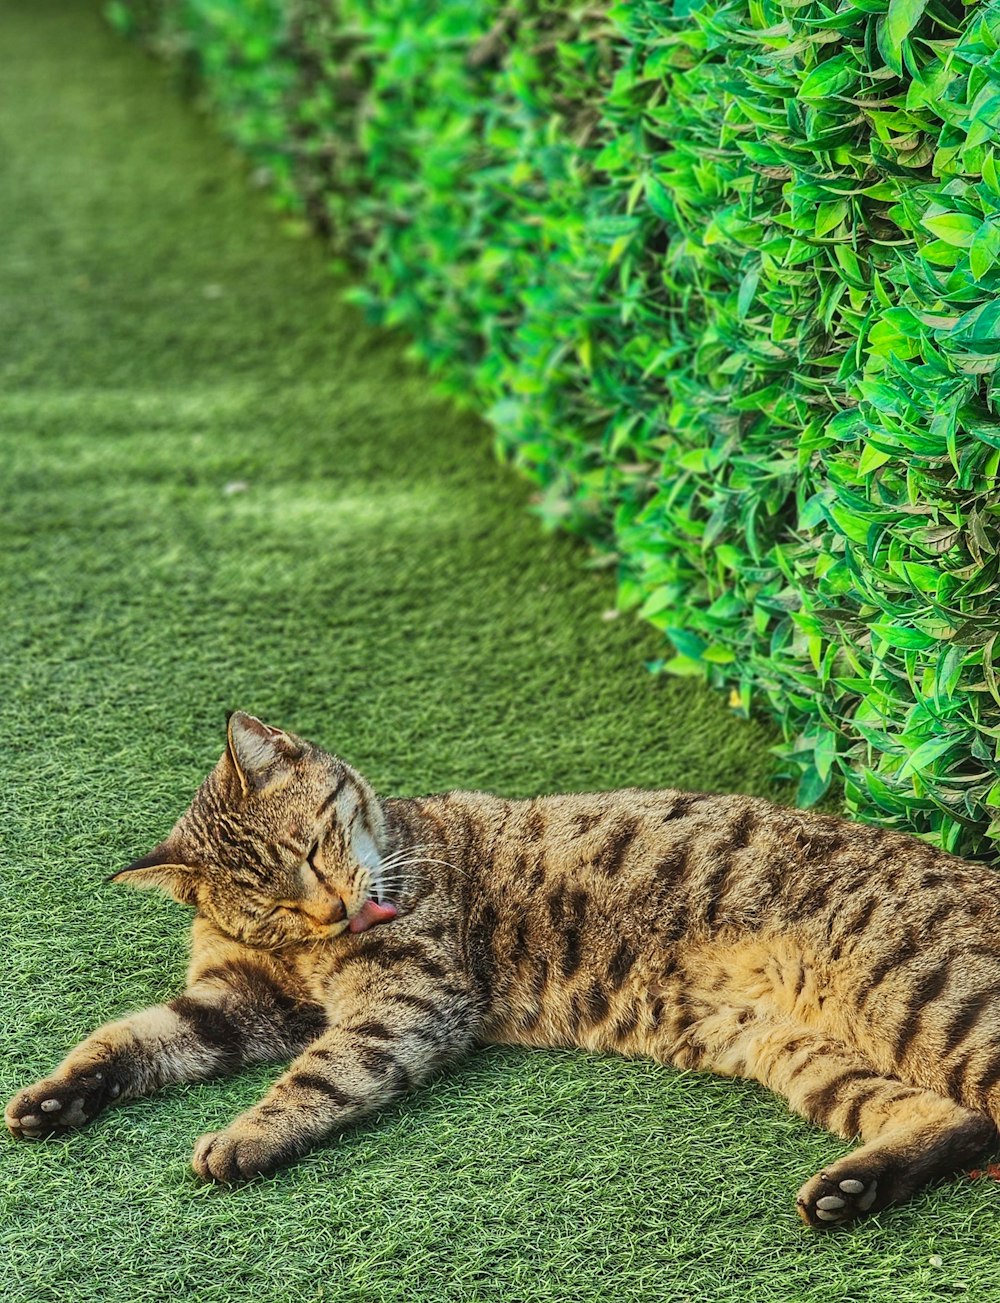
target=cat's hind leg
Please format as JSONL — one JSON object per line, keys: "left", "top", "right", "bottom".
{"left": 791, "top": 1085, "right": 992, "bottom": 1228}
{"left": 683, "top": 1011, "right": 993, "bottom": 1227}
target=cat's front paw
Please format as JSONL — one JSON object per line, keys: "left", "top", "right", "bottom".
{"left": 5, "top": 1068, "right": 122, "bottom": 1139}
{"left": 192, "top": 1124, "right": 296, "bottom": 1184}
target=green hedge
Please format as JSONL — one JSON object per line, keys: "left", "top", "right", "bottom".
{"left": 111, "top": 0, "right": 1000, "bottom": 859}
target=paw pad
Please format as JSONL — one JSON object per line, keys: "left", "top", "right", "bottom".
{"left": 5, "top": 1069, "right": 120, "bottom": 1140}
{"left": 797, "top": 1171, "right": 880, "bottom": 1228}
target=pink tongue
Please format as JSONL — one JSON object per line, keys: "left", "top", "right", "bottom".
{"left": 348, "top": 898, "right": 399, "bottom": 934}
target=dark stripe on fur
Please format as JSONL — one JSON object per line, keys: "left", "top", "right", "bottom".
{"left": 855, "top": 936, "right": 920, "bottom": 1009}
{"left": 467, "top": 901, "right": 500, "bottom": 997}
{"left": 196, "top": 960, "right": 328, "bottom": 1045}
{"left": 945, "top": 1050, "right": 975, "bottom": 1100}
{"left": 523, "top": 806, "right": 545, "bottom": 842}
{"left": 595, "top": 820, "right": 639, "bottom": 878}
{"left": 387, "top": 992, "right": 440, "bottom": 1018}
{"left": 351, "top": 1020, "right": 395, "bottom": 1042}
{"left": 607, "top": 940, "right": 637, "bottom": 990}
{"left": 803, "top": 1070, "right": 874, "bottom": 1125}
{"left": 975, "top": 1053, "right": 1000, "bottom": 1099}
{"left": 337, "top": 942, "right": 449, "bottom": 982}
{"left": 840, "top": 1086, "right": 881, "bottom": 1140}
{"left": 292, "top": 1073, "right": 361, "bottom": 1108}
{"left": 837, "top": 895, "right": 878, "bottom": 943}
{"left": 357, "top": 1044, "right": 413, "bottom": 1091}
{"left": 786, "top": 1054, "right": 814, "bottom": 1085}
{"left": 169, "top": 997, "right": 242, "bottom": 1071}
{"left": 558, "top": 888, "right": 589, "bottom": 980}
{"left": 317, "top": 774, "right": 348, "bottom": 820}
{"left": 572, "top": 812, "right": 604, "bottom": 838}
{"left": 726, "top": 806, "right": 758, "bottom": 849}
{"left": 571, "top": 981, "right": 609, "bottom": 1029}
{"left": 703, "top": 854, "right": 737, "bottom": 929}
{"left": 612, "top": 1006, "right": 640, "bottom": 1041}
{"left": 943, "top": 990, "right": 995, "bottom": 1057}
{"left": 892, "top": 960, "right": 953, "bottom": 1062}
{"left": 662, "top": 793, "right": 703, "bottom": 821}
{"left": 653, "top": 844, "right": 691, "bottom": 890}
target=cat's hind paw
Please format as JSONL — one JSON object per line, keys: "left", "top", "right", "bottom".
{"left": 796, "top": 1166, "right": 883, "bottom": 1228}
{"left": 4, "top": 1069, "right": 121, "bottom": 1139}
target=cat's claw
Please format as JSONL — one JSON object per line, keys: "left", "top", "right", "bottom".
{"left": 192, "top": 1127, "right": 290, "bottom": 1184}
{"left": 796, "top": 1168, "right": 881, "bottom": 1228}
{"left": 5, "top": 1068, "right": 121, "bottom": 1139}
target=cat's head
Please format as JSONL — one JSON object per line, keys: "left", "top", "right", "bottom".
{"left": 111, "top": 712, "right": 396, "bottom": 948}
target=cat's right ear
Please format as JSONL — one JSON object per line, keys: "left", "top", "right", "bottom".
{"left": 107, "top": 840, "right": 200, "bottom": 904}
{"left": 225, "top": 710, "right": 302, "bottom": 796}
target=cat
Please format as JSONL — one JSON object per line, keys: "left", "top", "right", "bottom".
{"left": 7, "top": 711, "right": 1000, "bottom": 1226}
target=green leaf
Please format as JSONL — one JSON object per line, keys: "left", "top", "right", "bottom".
{"left": 858, "top": 442, "right": 892, "bottom": 473}
{"left": 798, "top": 53, "right": 856, "bottom": 101}
{"left": 662, "top": 655, "right": 705, "bottom": 679}
{"left": 678, "top": 447, "right": 718, "bottom": 472}
{"left": 736, "top": 263, "right": 761, "bottom": 321}
{"left": 886, "top": 0, "right": 928, "bottom": 52}
{"left": 667, "top": 628, "right": 708, "bottom": 660}
{"left": 797, "top": 765, "right": 831, "bottom": 808}
{"left": 984, "top": 149, "right": 1000, "bottom": 195}
{"left": 812, "top": 729, "right": 838, "bottom": 782}
{"left": 970, "top": 221, "right": 1000, "bottom": 280}
{"left": 815, "top": 200, "right": 849, "bottom": 237}
{"left": 702, "top": 644, "right": 736, "bottom": 664}
{"left": 899, "top": 735, "right": 958, "bottom": 777}
{"left": 949, "top": 301, "right": 1000, "bottom": 345}
{"left": 870, "top": 624, "right": 938, "bottom": 650}
{"left": 638, "top": 587, "right": 676, "bottom": 619}
{"left": 921, "top": 213, "right": 982, "bottom": 247}
{"left": 828, "top": 503, "right": 871, "bottom": 544}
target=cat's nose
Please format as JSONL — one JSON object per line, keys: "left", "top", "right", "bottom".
{"left": 304, "top": 896, "right": 346, "bottom": 926}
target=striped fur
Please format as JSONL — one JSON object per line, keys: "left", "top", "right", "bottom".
{"left": 7, "top": 712, "right": 1000, "bottom": 1224}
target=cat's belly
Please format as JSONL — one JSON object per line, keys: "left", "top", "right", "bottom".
{"left": 482, "top": 930, "right": 849, "bottom": 1067}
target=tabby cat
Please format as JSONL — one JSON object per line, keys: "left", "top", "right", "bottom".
{"left": 7, "top": 712, "right": 1000, "bottom": 1226}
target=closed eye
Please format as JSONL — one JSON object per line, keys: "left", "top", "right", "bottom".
{"left": 268, "top": 902, "right": 299, "bottom": 917}
{"left": 305, "top": 842, "right": 331, "bottom": 888}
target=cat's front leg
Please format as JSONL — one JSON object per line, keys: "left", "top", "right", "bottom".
{"left": 5, "top": 961, "right": 326, "bottom": 1140}
{"left": 192, "top": 978, "right": 476, "bottom": 1183}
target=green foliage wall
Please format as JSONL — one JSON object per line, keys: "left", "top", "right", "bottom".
{"left": 112, "top": 0, "right": 1000, "bottom": 859}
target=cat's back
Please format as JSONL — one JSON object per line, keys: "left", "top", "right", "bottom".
{"left": 410, "top": 784, "right": 1000, "bottom": 947}
{"left": 386, "top": 785, "right": 1000, "bottom": 1065}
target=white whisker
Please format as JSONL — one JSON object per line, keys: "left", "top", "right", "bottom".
{"left": 365, "top": 846, "right": 471, "bottom": 904}
{"left": 350, "top": 836, "right": 481, "bottom": 911}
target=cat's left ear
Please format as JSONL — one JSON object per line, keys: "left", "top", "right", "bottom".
{"left": 107, "top": 839, "right": 200, "bottom": 905}
{"left": 225, "top": 711, "right": 303, "bottom": 795}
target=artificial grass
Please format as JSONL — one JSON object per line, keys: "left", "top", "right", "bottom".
{"left": 1, "top": 1, "right": 999, "bottom": 1300}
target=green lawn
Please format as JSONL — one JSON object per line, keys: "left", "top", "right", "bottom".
{"left": 2, "top": 2, "right": 999, "bottom": 1300}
